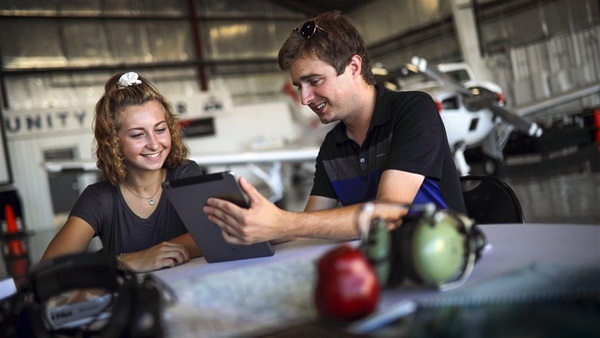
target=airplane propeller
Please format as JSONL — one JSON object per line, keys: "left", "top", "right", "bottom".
{"left": 408, "top": 57, "right": 543, "bottom": 138}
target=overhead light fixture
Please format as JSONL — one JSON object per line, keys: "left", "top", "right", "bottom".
{"left": 384, "top": 81, "right": 398, "bottom": 91}
{"left": 404, "top": 63, "right": 419, "bottom": 74}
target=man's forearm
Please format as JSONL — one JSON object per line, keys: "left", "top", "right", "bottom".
{"left": 285, "top": 204, "right": 363, "bottom": 240}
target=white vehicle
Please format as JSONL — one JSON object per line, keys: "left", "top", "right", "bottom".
{"left": 398, "top": 57, "right": 543, "bottom": 176}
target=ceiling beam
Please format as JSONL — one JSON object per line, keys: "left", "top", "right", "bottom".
{"left": 267, "top": 0, "right": 321, "bottom": 17}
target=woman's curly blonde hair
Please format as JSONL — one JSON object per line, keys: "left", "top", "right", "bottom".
{"left": 93, "top": 72, "right": 188, "bottom": 185}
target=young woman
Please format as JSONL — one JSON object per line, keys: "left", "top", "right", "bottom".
{"left": 42, "top": 72, "right": 202, "bottom": 272}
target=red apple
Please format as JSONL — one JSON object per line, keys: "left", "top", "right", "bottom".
{"left": 314, "top": 244, "right": 380, "bottom": 320}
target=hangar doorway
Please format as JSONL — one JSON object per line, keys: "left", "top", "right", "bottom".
{"left": 44, "top": 148, "right": 81, "bottom": 214}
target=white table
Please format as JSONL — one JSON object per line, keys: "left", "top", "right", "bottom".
{"left": 151, "top": 224, "right": 600, "bottom": 337}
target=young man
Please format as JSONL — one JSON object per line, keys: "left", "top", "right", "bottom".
{"left": 203, "top": 10, "right": 465, "bottom": 244}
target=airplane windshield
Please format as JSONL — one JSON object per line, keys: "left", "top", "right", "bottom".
{"left": 396, "top": 72, "right": 430, "bottom": 89}
{"left": 445, "top": 70, "right": 471, "bottom": 84}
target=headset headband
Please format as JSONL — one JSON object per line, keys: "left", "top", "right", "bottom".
{"left": 31, "top": 253, "right": 119, "bottom": 302}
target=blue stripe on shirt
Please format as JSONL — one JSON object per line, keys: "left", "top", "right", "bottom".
{"left": 332, "top": 173, "right": 448, "bottom": 213}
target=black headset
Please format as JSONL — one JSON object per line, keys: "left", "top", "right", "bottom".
{"left": 360, "top": 203, "right": 487, "bottom": 290}
{"left": 0, "top": 252, "right": 167, "bottom": 338}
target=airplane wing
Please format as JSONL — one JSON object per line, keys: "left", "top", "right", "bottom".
{"left": 515, "top": 83, "right": 600, "bottom": 117}
{"left": 488, "top": 104, "right": 542, "bottom": 137}
{"left": 42, "top": 147, "right": 320, "bottom": 203}
{"left": 408, "top": 57, "right": 543, "bottom": 138}
{"left": 42, "top": 147, "right": 319, "bottom": 173}
{"left": 191, "top": 147, "right": 319, "bottom": 167}
{"left": 409, "top": 57, "right": 472, "bottom": 96}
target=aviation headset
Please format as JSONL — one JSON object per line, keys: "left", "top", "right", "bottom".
{"left": 360, "top": 203, "right": 487, "bottom": 290}
{"left": 0, "top": 252, "right": 167, "bottom": 338}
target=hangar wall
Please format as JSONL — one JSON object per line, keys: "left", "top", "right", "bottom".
{"left": 0, "top": 0, "right": 599, "bottom": 231}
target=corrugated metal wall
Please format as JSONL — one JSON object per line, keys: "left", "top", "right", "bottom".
{"left": 499, "top": 25, "right": 600, "bottom": 117}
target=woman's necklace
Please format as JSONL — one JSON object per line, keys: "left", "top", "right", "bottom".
{"left": 124, "top": 172, "right": 164, "bottom": 206}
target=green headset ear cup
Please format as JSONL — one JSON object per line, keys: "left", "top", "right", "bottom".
{"left": 410, "top": 211, "right": 467, "bottom": 287}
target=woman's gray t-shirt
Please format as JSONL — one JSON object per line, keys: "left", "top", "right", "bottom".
{"left": 69, "top": 160, "right": 202, "bottom": 255}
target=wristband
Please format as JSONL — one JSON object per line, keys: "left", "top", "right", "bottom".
{"left": 117, "top": 252, "right": 126, "bottom": 271}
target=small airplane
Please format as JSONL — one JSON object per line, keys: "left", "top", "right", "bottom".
{"left": 375, "top": 57, "right": 544, "bottom": 176}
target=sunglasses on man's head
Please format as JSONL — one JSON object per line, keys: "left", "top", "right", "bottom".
{"left": 295, "top": 20, "right": 325, "bottom": 39}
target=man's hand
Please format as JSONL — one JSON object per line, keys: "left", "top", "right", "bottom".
{"left": 122, "top": 241, "right": 190, "bottom": 272}
{"left": 203, "top": 177, "right": 289, "bottom": 245}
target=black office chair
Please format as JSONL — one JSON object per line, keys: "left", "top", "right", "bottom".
{"left": 459, "top": 175, "right": 526, "bottom": 224}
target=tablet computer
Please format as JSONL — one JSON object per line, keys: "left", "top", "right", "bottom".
{"left": 163, "top": 171, "right": 274, "bottom": 263}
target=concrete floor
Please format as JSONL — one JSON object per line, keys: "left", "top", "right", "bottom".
{"left": 480, "top": 143, "right": 600, "bottom": 225}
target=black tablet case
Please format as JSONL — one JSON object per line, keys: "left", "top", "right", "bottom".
{"left": 163, "top": 171, "right": 274, "bottom": 263}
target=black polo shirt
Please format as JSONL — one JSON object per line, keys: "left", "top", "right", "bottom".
{"left": 310, "top": 85, "right": 466, "bottom": 213}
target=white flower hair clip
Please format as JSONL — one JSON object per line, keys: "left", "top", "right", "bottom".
{"left": 117, "top": 72, "right": 142, "bottom": 89}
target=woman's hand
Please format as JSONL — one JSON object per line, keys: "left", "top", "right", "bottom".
{"left": 121, "top": 241, "right": 190, "bottom": 272}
